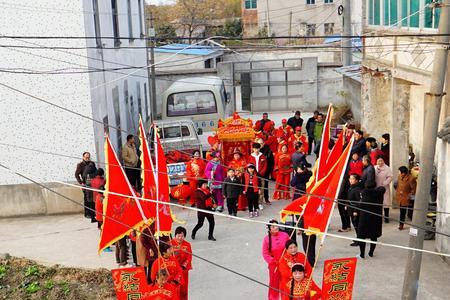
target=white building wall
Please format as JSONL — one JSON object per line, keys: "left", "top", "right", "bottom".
{"left": 257, "top": 0, "right": 341, "bottom": 40}
{"left": 0, "top": 0, "right": 95, "bottom": 185}
{"left": 83, "top": 0, "right": 150, "bottom": 164}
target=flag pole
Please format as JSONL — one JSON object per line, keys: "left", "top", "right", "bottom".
{"left": 320, "top": 136, "right": 354, "bottom": 245}
{"left": 315, "top": 103, "right": 333, "bottom": 184}
{"left": 153, "top": 124, "right": 160, "bottom": 245}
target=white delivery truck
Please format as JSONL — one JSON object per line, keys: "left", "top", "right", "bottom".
{"left": 161, "top": 76, "right": 229, "bottom": 150}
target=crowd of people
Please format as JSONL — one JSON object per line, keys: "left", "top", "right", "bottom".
{"left": 73, "top": 110, "right": 420, "bottom": 299}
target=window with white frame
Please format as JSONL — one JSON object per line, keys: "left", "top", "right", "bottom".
{"left": 244, "top": 0, "right": 257, "bottom": 9}
{"left": 306, "top": 0, "right": 316, "bottom": 4}
{"left": 127, "top": 0, "right": 134, "bottom": 40}
{"left": 324, "top": 0, "right": 333, "bottom": 3}
{"left": 92, "top": 0, "right": 101, "bottom": 48}
{"left": 138, "top": 0, "right": 144, "bottom": 37}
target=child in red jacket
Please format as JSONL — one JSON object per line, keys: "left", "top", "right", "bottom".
{"left": 348, "top": 152, "right": 363, "bottom": 176}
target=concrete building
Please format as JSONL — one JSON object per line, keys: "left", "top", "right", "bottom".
{"left": 361, "top": 0, "right": 449, "bottom": 260}
{"left": 0, "top": 0, "right": 149, "bottom": 217}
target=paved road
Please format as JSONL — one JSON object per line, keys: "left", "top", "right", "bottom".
{"left": 1, "top": 198, "right": 449, "bottom": 299}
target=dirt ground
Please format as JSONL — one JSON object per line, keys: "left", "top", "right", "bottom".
{"left": 0, "top": 255, "right": 115, "bottom": 300}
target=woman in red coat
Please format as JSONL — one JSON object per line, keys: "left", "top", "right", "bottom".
{"left": 278, "top": 240, "right": 312, "bottom": 289}
{"left": 288, "top": 127, "right": 308, "bottom": 155}
{"left": 170, "top": 227, "right": 192, "bottom": 300}
{"left": 273, "top": 144, "right": 292, "bottom": 200}
{"left": 185, "top": 150, "right": 206, "bottom": 206}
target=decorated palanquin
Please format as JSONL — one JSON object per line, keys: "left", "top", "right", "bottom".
{"left": 216, "top": 113, "right": 255, "bottom": 165}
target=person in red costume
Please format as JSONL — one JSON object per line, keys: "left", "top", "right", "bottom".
{"left": 170, "top": 227, "right": 192, "bottom": 300}
{"left": 262, "top": 220, "right": 290, "bottom": 300}
{"left": 278, "top": 240, "right": 312, "bottom": 289}
{"left": 228, "top": 148, "right": 247, "bottom": 171}
{"left": 281, "top": 264, "right": 321, "bottom": 300}
{"left": 288, "top": 127, "right": 308, "bottom": 155}
{"left": 205, "top": 136, "right": 220, "bottom": 161}
{"left": 279, "top": 119, "right": 294, "bottom": 141}
{"left": 150, "top": 243, "right": 183, "bottom": 291}
{"left": 185, "top": 150, "right": 206, "bottom": 206}
{"left": 144, "top": 269, "right": 180, "bottom": 300}
{"left": 273, "top": 144, "right": 292, "bottom": 200}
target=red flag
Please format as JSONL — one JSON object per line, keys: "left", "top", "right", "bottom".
{"left": 154, "top": 130, "right": 173, "bottom": 236}
{"left": 139, "top": 117, "right": 157, "bottom": 219}
{"left": 322, "top": 257, "right": 357, "bottom": 300}
{"left": 280, "top": 195, "right": 308, "bottom": 222}
{"left": 303, "top": 137, "right": 354, "bottom": 235}
{"left": 316, "top": 104, "right": 334, "bottom": 182}
{"left": 325, "top": 129, "right": 345, "bottom": 170}
{"left": 98, "top": 137, "right": 146, "bottom": 253}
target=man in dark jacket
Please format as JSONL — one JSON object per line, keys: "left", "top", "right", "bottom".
{"left": 361, "top": 155, "right": 375, "bottom": 187}
{"left": 75, "top": 152, "right": 97, "bottom": 221}
{"left": 305, "top": 111, "right": 319, "bottom": 155}
{"left": 347, "top": 174, "right": 363, "bottom": 246}
{"left": 222, "top": 169, "right": 242, "bottom": 216}
{"left": 287, "top": 111, "right": 304, "bottom": 130}
{"left": 351, "top": 130, "right": 367, "bottom": 157}
{"left": 291, "top": 143, "right": 308, "bottom": 170}
{"left": 191, "top": 180, "right": 216, "bottom": 241}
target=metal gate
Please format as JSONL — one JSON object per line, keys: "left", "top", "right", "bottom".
{"left": 233, "top": 57, "right": 318, "bottom": 112}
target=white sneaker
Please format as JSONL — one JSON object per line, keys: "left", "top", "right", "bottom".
{"left": 249, "top": 212, "right": 254, "bottom": 218}
{"left": 259, "top": 204, "right": 264, "bottom": 210}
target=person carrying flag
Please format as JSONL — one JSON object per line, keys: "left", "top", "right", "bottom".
{"left": 150, "top": 243, "right": 183, "bottom": 293}
{"left": 281, "top": 264, "right": 321, "bottom": 300}
{"left": 278, "top": 240, "right": 312, "bottom": 289}
{"left": 144, "top": 269, "right": 180, "bottom": 300}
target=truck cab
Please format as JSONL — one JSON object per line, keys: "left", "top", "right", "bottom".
{"left": 152, "top": 120, "right": 202, "bottom": 186}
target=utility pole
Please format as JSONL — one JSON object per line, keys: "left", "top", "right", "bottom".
{"left": 146, "top": 13, "right": 157, "bottom": 121}
{"left": 289, "top": 11, "right": 293, "bottom": 43}
{"left": 401, "top": 1, "right": 450, "bottom": 299}
{"left": 265, "top": 0, "right": 271, "bottom": 36}
{"left": 342, "top": 0, "right": 352, "bottom": 66}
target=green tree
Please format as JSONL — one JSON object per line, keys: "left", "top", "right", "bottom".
{"left": 156, "top": 24, "right": 177, "bottom": 44}
{"left": 215, "top": 19, "right": 243, "bottom": 38}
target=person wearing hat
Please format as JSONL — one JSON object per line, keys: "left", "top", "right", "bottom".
{"left": 288, "top": 126, "right": 308, "bottom": 155}
{"left": 186, "top": 150, "right": 206, "bottom": 206}
{"left": 228, "top": 148, "right": 247, "bottom": 172}
{"left": 262, "top": 219, "right": 290, "bottom": 300}
{"left": 243, "top": 163, "right": 262, "bottom": 217}
{"left": 280, "top": 264, "right": 321, "bottom": 300}
{"left": 287, "top": 111, "right": 304, "bottom": 133}
{"left": 273, "top": 144, "right": 292, "bottom": 200}
{"left": 204, "top": 151, "right": 226, "bottom": 212}
{"left": 279, "top": 119, "right": 294, "bottom": 141}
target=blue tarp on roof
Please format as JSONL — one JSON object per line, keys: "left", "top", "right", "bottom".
{"left": 324, "top": 36, "right": 362, "bottom": 50}
{"left": 154, "top": 43, "right": 222, "bottom": 56}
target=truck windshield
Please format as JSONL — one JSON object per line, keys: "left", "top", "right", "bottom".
{"left": 167, "top": 90, "right": 217, "bottom": 117}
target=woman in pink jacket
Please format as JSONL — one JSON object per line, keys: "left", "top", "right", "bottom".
{"left": 262, "top": 219, "right": 290, "bottom": 300}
